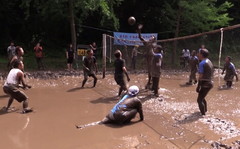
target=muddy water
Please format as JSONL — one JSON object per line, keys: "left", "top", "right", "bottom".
{"left": 0, "top": 70, "right": 239, "bottom": 149}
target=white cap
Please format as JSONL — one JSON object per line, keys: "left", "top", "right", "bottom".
{"left": 128, "top": 85, "right": 139, "bottom": 96}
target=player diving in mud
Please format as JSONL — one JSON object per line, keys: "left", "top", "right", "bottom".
{"left": 101, "top": 85, "right": 144, "bottom": 124}
{"left": 76, "top": 86, "right": 143, "bottom": 129}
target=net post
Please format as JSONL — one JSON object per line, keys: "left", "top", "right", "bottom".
{"left": 218, "top": 28, "right": 224, "bottom": 87}
{"left": 110, "top": 37, "right": 112, "bottom": 63}
{"left": 102, "top": 34, "right": 107, "bottom": 79}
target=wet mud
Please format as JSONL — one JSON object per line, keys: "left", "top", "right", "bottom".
{"left": 0, "top": 70, "right": 239, "bottom": 149}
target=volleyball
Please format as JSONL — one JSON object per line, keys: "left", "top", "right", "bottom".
{"left": 128, "top": 16, "right": 136, "bottom": 26}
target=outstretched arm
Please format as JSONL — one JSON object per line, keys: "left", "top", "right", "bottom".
{"left": 18, "top": 72, "right": 31, "bottom": 89}
{"left": 82, "top": 59, "right": 89, "bottom": 71}
{"left": 136, "top": 24, "right": 146, "bottom": 44}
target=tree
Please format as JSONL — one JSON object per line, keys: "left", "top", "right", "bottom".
{"left": 20, "top": 0, "right": 122, "bottom": 49}
{"left": 68, "top": 0, "right": 76, "bottom": 51}
{"left": 163, "top": 0, "right": 233, "bottom": 65}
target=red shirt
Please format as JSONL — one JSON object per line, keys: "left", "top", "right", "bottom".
{"left": 34, "top": 46, "right": 43, "bottom": 58}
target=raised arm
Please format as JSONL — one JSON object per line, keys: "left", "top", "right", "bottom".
{"left": 137, "top": 24, "right": 147, "bottom": 45}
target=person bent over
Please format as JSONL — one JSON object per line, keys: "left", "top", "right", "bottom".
{"left": 196, "top": 49, "right": 213, "bottom": 115}
{"left": 3, "top": 60, "right": 32, "bottom": 113}
{"left": 186, "top": 50, "right": 199, "bottom": 85}
{"left": 101, "top": 86, "right": 144, "bottom": 124}
{"left": 222, "top": 56, "right": 238, "bottom": 88}
{"left": 82, "top": 49, "right": 98, "bottom": 88}
{"left": 114, "top": 50, "right": 130, "bottom": 96}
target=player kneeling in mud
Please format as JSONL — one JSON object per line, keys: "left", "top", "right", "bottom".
{"left": 101, "top": 85, "right": 144, "bottom": 124}
{"left": 2, "top": 60, "right": 32, "bottom": 113}
{"left": 222, "top": 56, "right": 238, "bottom": 88}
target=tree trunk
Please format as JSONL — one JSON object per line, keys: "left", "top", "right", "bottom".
{"left": 172, "top": 7, "right": 181, "bottom": 65}
{"left": 69, "top": 0, "right": 77, "bottom": 51}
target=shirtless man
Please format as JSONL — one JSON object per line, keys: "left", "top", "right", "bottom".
{"left": 82, "top": 49, "right": 98, "bottom": 88}
{"left": 114, "top": 50, "right": 130, "bottom": 96}
{"left": 137, "top": 25, "right": 156, "bottom": 89}
{"left": 10, "top": 46, "right": 24, "bottom": 68}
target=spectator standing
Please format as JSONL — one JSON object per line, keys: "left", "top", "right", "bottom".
{"left": 34, "top": 43, "right": 45, "bottom": 70}
{"left": 7, "top": 42, "right": 16, "bottom": 69}
{"left": 66, "top": 44, "right": 75, "bottom": 71}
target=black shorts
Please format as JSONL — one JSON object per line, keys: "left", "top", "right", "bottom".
{"left": 114, "top": 74, "right": 126, "bottom": 87}
{"left": 3, "top": 85, "right": 28, "bottom": 102}
{"left": 67, "top": 57, "right": 74, "bottom": 64}
{"left": 84, "top": 70, "right": 96, "bottom": 79}
{"left": 111, "top": 109, "right": 138, "bottom": 124}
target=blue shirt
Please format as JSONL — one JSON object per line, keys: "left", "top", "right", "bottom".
{"left": 111, "top": 95, "right": 129, "bottom": 113}
{"left": 198, "top": 58, "right": 213, "bottom": 82}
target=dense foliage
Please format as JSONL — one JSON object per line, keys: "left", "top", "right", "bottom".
{"left": 0, "top": 0, "right": 239, "bottom": 68}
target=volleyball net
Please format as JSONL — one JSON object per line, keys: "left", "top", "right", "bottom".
{"left": 102, "top": 24, "right": 240, "bottom": 86}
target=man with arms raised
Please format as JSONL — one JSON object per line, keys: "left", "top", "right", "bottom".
{"left": 137, "top": 24, "right": 157, "bottom": 89}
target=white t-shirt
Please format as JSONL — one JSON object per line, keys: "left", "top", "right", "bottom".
{"left": 7, "top": 46, "right": 16, "bottom": 57}
{"left": 184, "top": 50, "right": 190, "bottom": 57}
{"left": 4, "top": 68, "right": 22, "bottom": 86}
